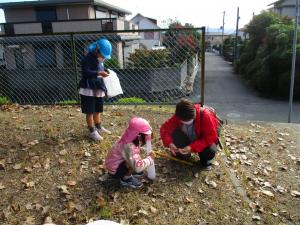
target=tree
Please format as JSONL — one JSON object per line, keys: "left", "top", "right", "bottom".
{"left": 162, "top": 21, "right": 201, "bottom": 66}
{"left": 236, "top": 11, "right": 300, "bottom": 99}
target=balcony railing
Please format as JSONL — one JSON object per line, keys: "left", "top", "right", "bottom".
{"left": 0, "top": 18, "right": 138, "bottom": 35}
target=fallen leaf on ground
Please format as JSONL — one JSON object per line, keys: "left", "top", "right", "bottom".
{"left": 150, "top": 206, "right": 157, "bottom": 213}
{"left": 67, "top": 180, "right": 77, "bottom": 186}
{"left": 13, "top": 164, "right": 22, "bottom": 170}
{"left": 24, "top": 216, "right": 35, "bottom": 225}
{"left": 252, "top": 215, "right": 261, "bottom": 221}
{"left": 0, "top": 182, "right": 5, "bottom": 190}
{"left": 43, "top": 158, "right": 50, "bottom": 170}
{"left": 185, "top": 182, "right": 193, "bottom": 187}
{"left": 97, "top": 196, "right": 106, "bottom": 208}
{"left": 0, "top": 159, "right": 5, "bottom": 170}
{"left": 291, "top": 190, "right": 300, "bottom": 197}
{"left": 59, "top": 149, "right": 68, "bottom": 156}
{"left": 260, "top": 190, "right": 274, "bottom": 197}
{"left": 25, "top": 181, "right": 35, "bottom": 188}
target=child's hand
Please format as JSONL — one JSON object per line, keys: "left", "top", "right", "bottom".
{"left": 169, "top": 143, "right": 178, "bottom": 156}
{"left": 97, "top": 71, "right": 109, "bottom": 78}
{"left": 148, "top": 151, "right": 156, "bottom": 159}
{"left": 178, "top": 146, "right": 191, "bottom": 155}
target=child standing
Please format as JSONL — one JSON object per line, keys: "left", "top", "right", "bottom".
{"left": 78, "top": 38, "right": 112, "bottom": 141}
{"left": 105, "top": 117, "right": 155, "bottom": 188}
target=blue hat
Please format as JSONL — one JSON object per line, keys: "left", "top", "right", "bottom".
{"left": 88, "top": 38, "right": 112, "bottom": 59}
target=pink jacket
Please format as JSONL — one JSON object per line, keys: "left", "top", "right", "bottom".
{"left": 105, "top": 118, "right": 154, "bottom": 175}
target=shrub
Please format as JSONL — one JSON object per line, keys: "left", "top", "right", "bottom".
{"left": 116, "top": 97, "right": 146, "bottom": 104}
{"left": 104, "top": 56, "right": 120, "bottom": 69}
{"left": 127, "top": 49, "right": 169, "bottom": 68}
{"left": 57, "top": 100, "right": 78, "bottom": 105}
{"left": 0, "top": 96, "right": 10, "bottom": 105}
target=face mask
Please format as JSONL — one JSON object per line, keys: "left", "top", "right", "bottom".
{"left": 181, "top": 119, "right": 194, "bottom": 125}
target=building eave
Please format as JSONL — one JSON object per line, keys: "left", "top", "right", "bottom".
{"left": 0, "top": 0, "right": 131, "bottom": 15}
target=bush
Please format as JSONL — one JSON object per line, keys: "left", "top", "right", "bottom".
{"left": 104, "top": 56, "right": 120, "bottom": 69}
{"left": 57, "top": 100, "right": 78, "bottom": 105}
{"left": 236, "top": 11, "right": 300, "bottom": 99}
{"left": 127, "top": 49, "right": 169, "bottom": 68}
{"left": 116, "top": 97, "right": 146, "bottom": 104}
{"left": 0, "top": 96, "right": 10, "bottom": 105}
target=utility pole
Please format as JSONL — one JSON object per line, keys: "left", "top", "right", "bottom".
{"left": 221, "top": 11, "right": 225, "bottom": 55}
{"left": 234, "top": 7, "right": 240, "bottom": 64}
{"left": 288, "top": 0, "right": 299, "bottom": 123}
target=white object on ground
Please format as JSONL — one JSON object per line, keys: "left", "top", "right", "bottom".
{"left": 86, "top": 220, "right": 121, "bottom": 225}
{"left": 103, "top": 69, "right": 123, "bottom": 98}
{"left": 146, "top": 139, "right": 156, "bottom": 180}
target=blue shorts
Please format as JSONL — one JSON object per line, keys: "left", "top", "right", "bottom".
{"left": 80, "top": 95, "right": 103, "bottom": 114}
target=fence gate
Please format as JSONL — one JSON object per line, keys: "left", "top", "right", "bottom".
{"left": 0, "top": 27, "right": 205, "bottom": 105}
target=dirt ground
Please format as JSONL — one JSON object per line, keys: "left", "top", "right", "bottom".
{"left": 0, "top": 105, "right": 299, "bottom": 225}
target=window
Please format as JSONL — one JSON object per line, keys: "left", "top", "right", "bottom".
{"left": 36, "top": 7, "right": 56, "bottom": 33}
{"left": 35, "top": 44, "right": 56, "bottom": 67}
{"left": 96, "top": 10, "right": 107, "bottom": 18}
{"left": 36, "top": 7, "right": 57, "bottom": 22}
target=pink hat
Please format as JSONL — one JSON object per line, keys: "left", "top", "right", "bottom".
{"left": 118, "top": 117, "right": 152, "bottom": 144}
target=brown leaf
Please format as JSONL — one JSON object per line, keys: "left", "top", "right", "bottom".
{"left": 97, "top": 196, "right": 106, "bottom": 208}
{"left": 67, "top": 180, "right": 77, "bottom": 186}
{"left": 23, "top": 167, "right": 33, "bottom": 173}
{"left": 67, "top": 201, "right": 76, "bottom": 211}
{"left": 0, "top": 159, "right": 5, "bottom": 170}
{"left": 0, "top": 182, "right": 5, "bottom": 190}
{"left": 25, "top": 181, "right": 35, "bottom": 188}
{"left": 13, "top": 163, "right": 22, "bottom": 170}
{"left": 261, "top": 190, "right": 274, "bottom": 197}
{"left": 185, "top": 196, "right": 194, "bottom": 203}
{"left": 185, "top": 182, "right": 193, "bottom": 187}
{"left": 43, "top": 158, "right": 50, "bottom": 170}
{"left": 59, "top": 149, "right": 68, "bottom": 156}
{"left": 150, "top": 206, "right": 157, "bottom": 214}
{"left": 291, "top": 190, "right": 300, "bottom": 197}
{"left": 24, "top": 216, "right": 35, "bottom": 225}
{"left": 33, "top": 162, "right": 42, "bottom": 168}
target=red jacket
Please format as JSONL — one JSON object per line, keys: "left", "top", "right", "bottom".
{"left": 160, "top": 104, "right": 219, "bottom": 153}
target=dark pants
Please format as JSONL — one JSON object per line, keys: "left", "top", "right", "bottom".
{"left": 172, "top": 129, "right": 217, "bottom": 166}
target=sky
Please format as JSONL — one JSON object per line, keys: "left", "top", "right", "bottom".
{"left": 0, "top": 0, "right": 274, "bottom": 31}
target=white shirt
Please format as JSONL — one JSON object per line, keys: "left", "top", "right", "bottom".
{"left": 79, "top": 88, "right": 105, "bottom": 97}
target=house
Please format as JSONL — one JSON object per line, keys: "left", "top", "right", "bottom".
{"left": 269, "top": 0, "right": 299, "bottom": 18}
{"left": 0, "top": 0, "right": 141, "bottom": 103}
{"left": 205, "top": 31, "right": 230, "bottom": 51}
{"left": 0, "top": 0, "right": 136, "bottom": 35}
{"left": 0, "top": 0, "right": 140, "bottom": 69}
{"left": 130, "top": 13, "right": 162, "bottom": 49}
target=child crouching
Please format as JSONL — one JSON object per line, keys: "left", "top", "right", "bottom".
{"left": 105, "top": 117, "right": 155, "bottom": 188}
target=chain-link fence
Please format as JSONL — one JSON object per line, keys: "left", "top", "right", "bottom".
{"left": 0, "top": 28, "right": 205, "bottom": 105}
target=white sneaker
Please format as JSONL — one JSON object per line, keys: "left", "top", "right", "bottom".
{"left": 98, "top": 126, "right": 112, "bottom": 135}
{"left": 88, "top": 130, "right": 103, "bottom": 141}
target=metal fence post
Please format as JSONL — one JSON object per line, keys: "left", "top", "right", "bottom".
{"left": 70, "top": 33, "right": 79, "bottom": 102}
{"left": 200, "top": 27, "right": 206, "bottom": 106}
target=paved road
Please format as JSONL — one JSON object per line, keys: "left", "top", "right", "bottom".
{"left": 190, "top": 53, "right": 300, "bottom": 123}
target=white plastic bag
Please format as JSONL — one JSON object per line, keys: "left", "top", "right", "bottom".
{"left": 146, "top": 139, "right": 156, "bottom": 180}
{"left": 103, "top": 69, "right": 123, "bottom": 98}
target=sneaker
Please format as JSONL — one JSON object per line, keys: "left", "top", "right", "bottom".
{"left": 132, "top": 171, "right": 144, "bottom": 178}
{"left": 120, "top": 176, "right": 143, "bottom": 188}
{"left": 98, "top": 126, "right": 112, "bottom": 135}
{"left": 88, "top": 130, "right": 103, "bottom": 141}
